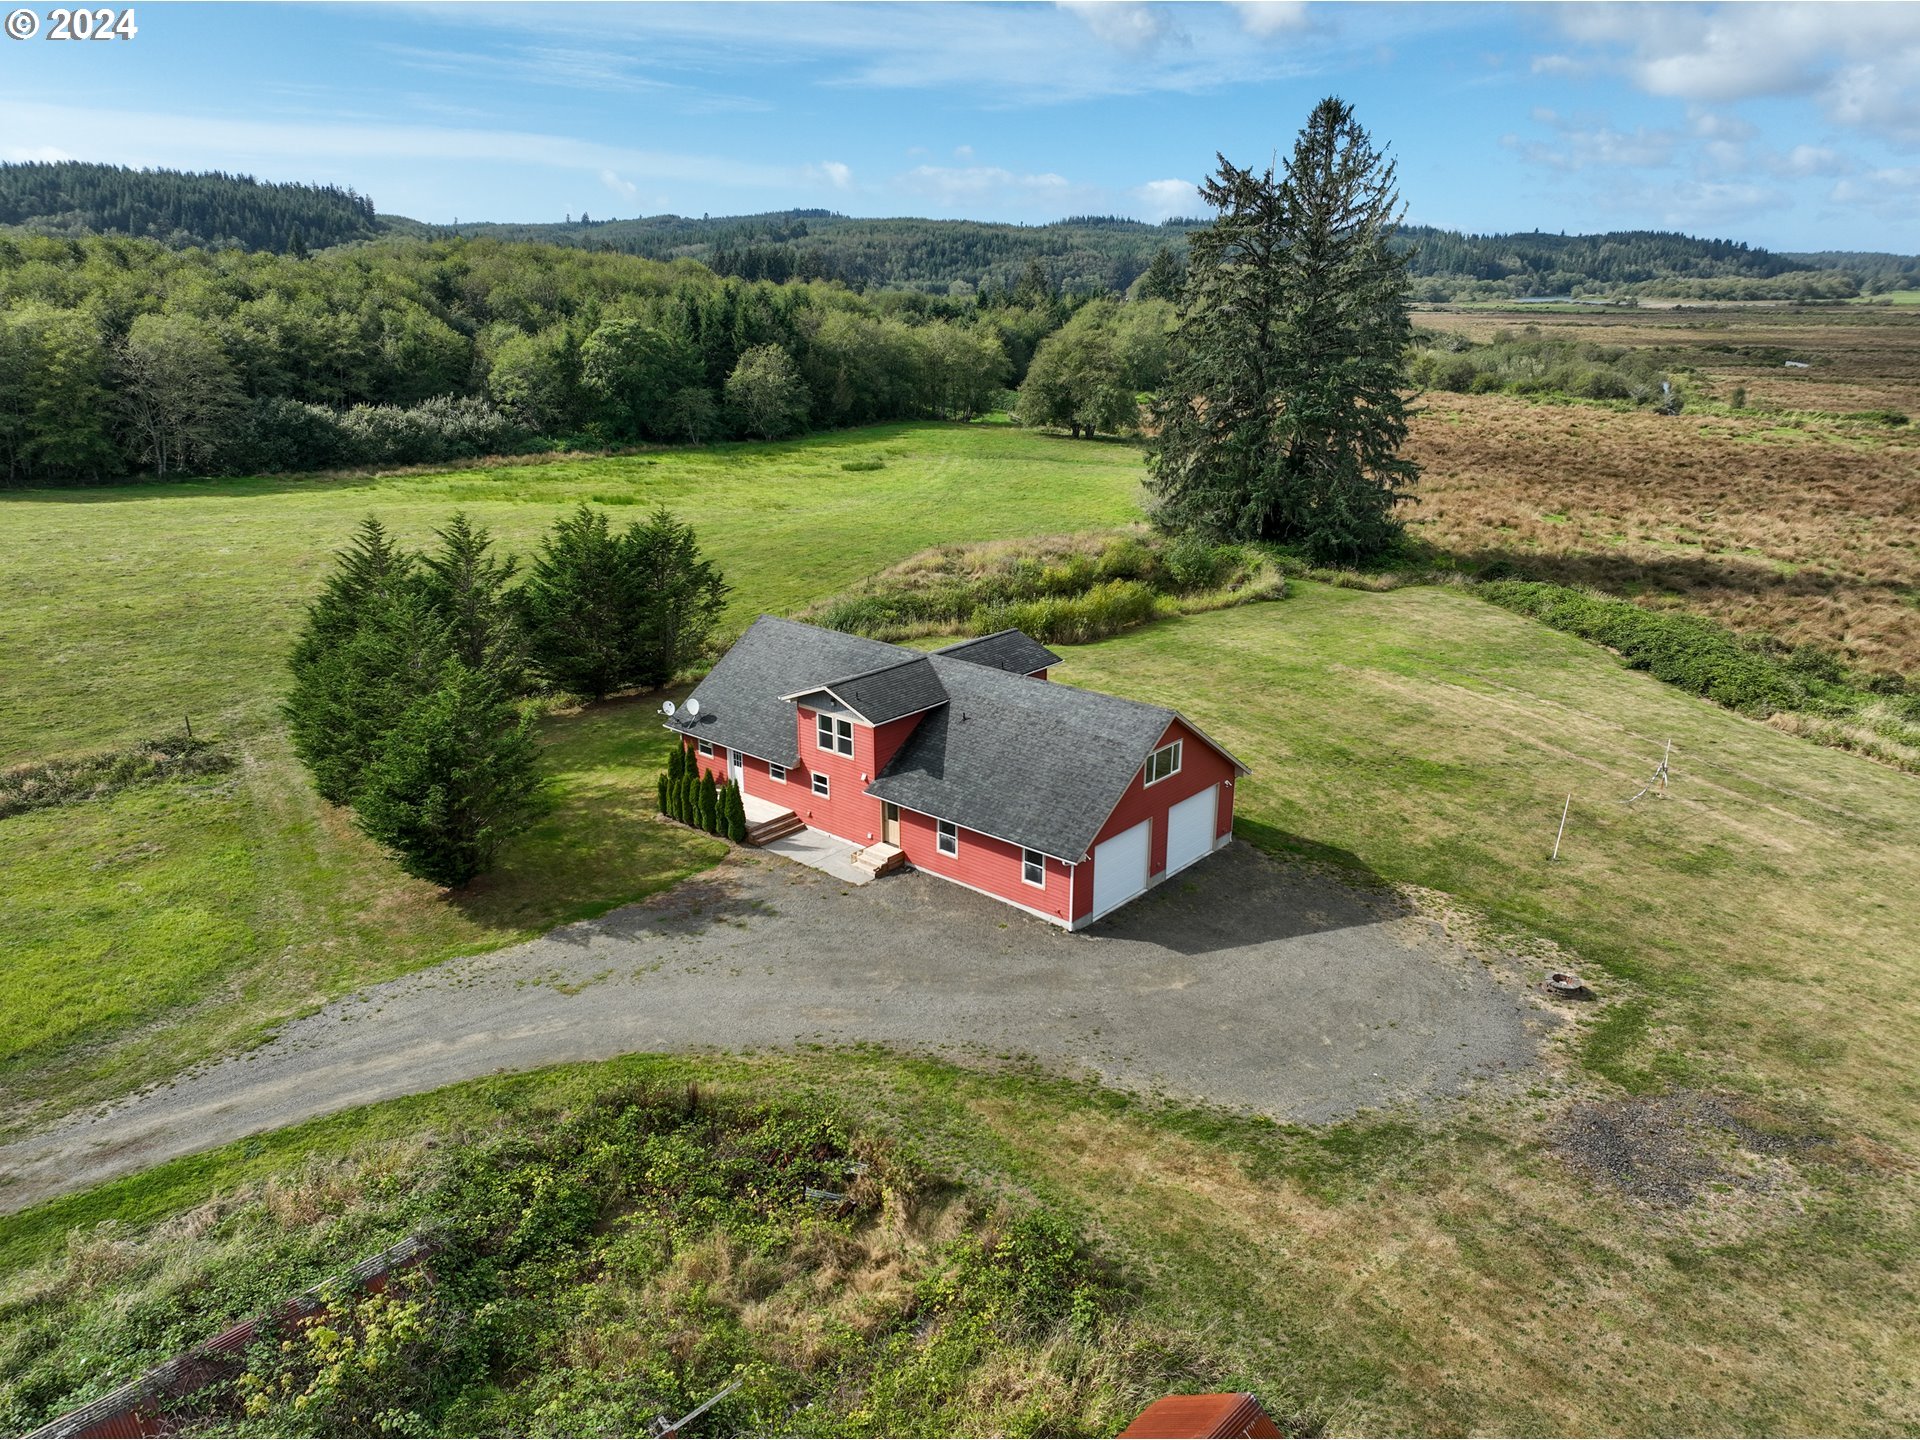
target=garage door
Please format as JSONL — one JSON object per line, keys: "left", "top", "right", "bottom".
{"left": 1091, "top": 819, "right": 1151, "bottom": 919}
{"left": 1165, "top": 785, "right": 1218, "bottom": 877}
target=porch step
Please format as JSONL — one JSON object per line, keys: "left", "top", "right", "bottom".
{"left": 847, "top": 841, "right": 906, "bottom": 877}
{"left": 745, "top": 810, "right": 805, "bottom": 846}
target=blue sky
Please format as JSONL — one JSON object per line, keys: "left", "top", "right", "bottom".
{"left": 3, "top": 2, "right": 1918, "bottom": 251}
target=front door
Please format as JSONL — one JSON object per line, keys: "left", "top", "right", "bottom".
{"left": 728, "top": 749, "right": 744, "bottom": 785}
{"left": 881, "top": 801, "right": 900, "bottom": 845}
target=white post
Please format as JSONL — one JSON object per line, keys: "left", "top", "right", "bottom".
{"left": 1551, "top": 794, "right": 1571, "bottom": 861}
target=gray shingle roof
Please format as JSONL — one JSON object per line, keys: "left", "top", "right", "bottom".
{"left": 669, "top": 617, "right": 1244, "bottom": 861}
{"left": 782, "top": 654, "right": 949, "bottom": 725}
{"left": 933, "top": 629, "right": 1061, "bottom": 676}
{"left": 868, "top": 656, "right": 1181, "bottom": 862}
{"left": 665, "top": 616, "right": 907, "bottom": 766}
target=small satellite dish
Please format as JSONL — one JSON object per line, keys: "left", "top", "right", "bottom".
{"left": 685, "top": 698, "right": 702, "bottom": 717}
{"left": 661, "top": 700, "right": 677, "bottom": 718}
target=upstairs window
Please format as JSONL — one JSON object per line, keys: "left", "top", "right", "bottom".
{"left": 816, "top": 712, "right": 854, "bottom": 756}
{"left": 1144, "top": 739, "right": 1183, "bottom": 786}
{"left": 811, "top": 772, "right": 830, "bottom": 797}
{"left": 1022, "top": 849, "right": 1045, "bottom": 887}
{"left": 937, "top": 819, "right": 959, "bottom": 856}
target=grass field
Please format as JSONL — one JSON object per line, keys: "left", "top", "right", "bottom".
{"left": 6, "top": 403, "right": 1920, "bottom": 1433}
{"left": 1404, "top": 306, "right": 1920, "bottom": 676}
{"left": 0, "top": 424, "right": 1144, "bottom": 1130}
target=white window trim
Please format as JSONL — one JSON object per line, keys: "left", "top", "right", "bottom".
{"left": 769, "top": 762, "right": 787, "bottom": 783}
{"left": 1022, "top": 848, "right": 1046, "bottom": 888}
{"left": 1144, "top": 739, "right": 1183, "bottom": 787}
{"left": 811, "top": 772, "right": 830, "bottom": 797}
{"left": 937, "top": 819, "right": 958, "bottom": 856}
{"left": 697, "top": 739, "right": 714, "bottom": 757}
{"left": 815, "top": 713, "right": 854, "bottom": 756}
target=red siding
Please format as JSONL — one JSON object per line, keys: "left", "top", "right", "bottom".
{"left": 1071, "top": 718, "right": 1237, "bottom": 922}
{"left": 791, "top": 705, "right": 888, "bottom": 842}
{"left": 894, "top": 806, "right": 1075, "bottom": 923}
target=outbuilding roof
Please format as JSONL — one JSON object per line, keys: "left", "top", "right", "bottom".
{"left": 932, "top": 629, "right": 1061, "bottom": 676}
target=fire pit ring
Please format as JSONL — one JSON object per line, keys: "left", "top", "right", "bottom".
{"left": 1544, "top": 971, "right": 1590, "bottom": 997}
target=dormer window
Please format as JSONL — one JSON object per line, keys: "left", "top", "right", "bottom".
{"left": 816, "top": 712, "right": 854, "bottom": 756}
{"left": 1144, "top": 739, "right": 1182, "bottom": 786}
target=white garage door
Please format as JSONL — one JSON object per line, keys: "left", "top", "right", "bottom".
{"left": 1091, "top": 819, "right": 1151, "bottom": 919}
{"left": 1165, "top": 785, "right": 1218, "bottom": 876}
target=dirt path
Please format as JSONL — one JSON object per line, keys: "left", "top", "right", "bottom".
{"left": 0, "top": 844, "right": 1549, "bottom": 1214}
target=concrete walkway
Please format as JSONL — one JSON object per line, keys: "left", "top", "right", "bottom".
{"left": 0, "top": 843, "right": 1552, "bottom": 1214}
{"left": 760, "top": 826, "right": 873, "bottom": 885}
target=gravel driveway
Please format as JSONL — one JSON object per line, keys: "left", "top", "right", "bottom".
{"left": 0, "top": 843, "right": 1548, "bottom": 1213}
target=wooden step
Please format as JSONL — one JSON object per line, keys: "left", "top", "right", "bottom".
{"left": 848, "top": 841, "right": 906, "bottom": 877}
{"left": 746, "top": 812, "right": 804, "bottom": 846}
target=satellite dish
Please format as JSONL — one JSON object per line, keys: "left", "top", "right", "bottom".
{"left": 685, "top": 698, "right": 702, "bottom": 717}
{"left": 661, "top": 700, "right": 677, "bottom": 717}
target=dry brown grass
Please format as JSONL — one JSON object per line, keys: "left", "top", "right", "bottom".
{"left": 1404, "top": 358, "right": 1920, "bottom": 673}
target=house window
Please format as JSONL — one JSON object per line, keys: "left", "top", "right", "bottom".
{"left": 811, "top": 772, "right": 830, "bottom": 798}
{"left": 697, "top": 739, "right": 714, "bottom": 757}
{"left": 1144, "top": 739, "right": 1183, "bottom": 786}
{"left": 815, "top": 712, "right": 854, "bottom": 756}
{"left": 1022, "top": 849, "right": 1045, "bottom": 887}
{"left": 937, "top": 819, "right": 958, "bottom": 856}
{"left": 769, "top": 762, "right": 786, "bottom": 783}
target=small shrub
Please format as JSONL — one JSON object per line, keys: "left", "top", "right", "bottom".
{"left": 0, "top": 735, "right": 232, "bottom": 820}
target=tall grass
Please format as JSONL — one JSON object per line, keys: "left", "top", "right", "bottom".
{"left": 800, "top": 529, "right": 1286, "bottom": 646}
{"left": 1410, "top": 328, "right": 1682, "bottom": 406}
{"left": 0, "top": 735, "right": 232, "bottom": 820}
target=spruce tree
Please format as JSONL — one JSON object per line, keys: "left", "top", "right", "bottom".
{"left": 1148, "top": 98, "right": 1417, "bottom": 564}
{"left": 303, "top": 587, "right": 454, "bottom": 807}
{"left": 724, "top": 782, "right": 747, "bottom": 843}
{"left": 354, "top": 660, "right": 543, "bottom": 888}
{"left": 700, "top": 772, "right": 720, "bottom": 832}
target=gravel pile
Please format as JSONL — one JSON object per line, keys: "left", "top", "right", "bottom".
{"left": 1553, "top": 1091, "right": 1822, "bottom": 1207}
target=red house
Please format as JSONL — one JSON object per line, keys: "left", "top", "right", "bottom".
{"left": 667, "top": 616, "right": 1248, "bottom": 930}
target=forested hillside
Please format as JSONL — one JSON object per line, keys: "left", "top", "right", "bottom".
{"left": 0, "top": 234, "right": 1057, "bottom": 484}
{"left": 8, "top": 163, "right": 1917, "bottom": 301}
{"left": 0, "top": 162, "right": 379, "bottom": 253}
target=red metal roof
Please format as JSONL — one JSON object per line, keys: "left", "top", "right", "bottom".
{"left": 1119, "top": 1391, "right": 1285, "bottom": 1439}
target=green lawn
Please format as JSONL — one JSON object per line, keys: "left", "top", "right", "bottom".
{"left": 0, "top": 423, "right": 1145, "bottom": 1128}
{"left": 5, "top": 425, "right": 1920, "bottom": 1434}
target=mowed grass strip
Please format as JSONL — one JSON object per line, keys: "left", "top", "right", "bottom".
{"left": 0, "top": 424, "right": 1144, "bottom": 1128}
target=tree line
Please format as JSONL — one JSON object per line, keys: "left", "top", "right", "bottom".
{"left": 286, "top": 505, "right": 727, "bottom": 886}
{"left": 0, "top": 162, "right": 378, "bottom": 253}
{"left": 0, "top": 233, "right": 1082, "bottom": 483}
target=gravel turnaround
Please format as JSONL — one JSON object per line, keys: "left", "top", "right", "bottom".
{"left": 0, "top": 843, "right": 1546, "bottom": 1214}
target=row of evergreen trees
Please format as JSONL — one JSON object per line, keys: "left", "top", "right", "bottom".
{"left": 659, "top": 746, "right": 747, "bottom": 842}
{"left": 285, "top": 504, "right": 728, "bottom": 886}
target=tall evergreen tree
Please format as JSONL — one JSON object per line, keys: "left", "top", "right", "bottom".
{"left": 515, "top": 504, "right": 639, "bottom": 700}
{"left": 1148, "top": 98, "right": 1418, "bottom": 564}
{"left": 624, "top": 508, "right": 730, "bottom": 688}
{"left": 418, "top": 511, "right": 525, "bottom": 689}
{"left": 353, "top": 660, "right": 543, "bottom": 888}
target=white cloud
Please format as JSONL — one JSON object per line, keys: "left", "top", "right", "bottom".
{"left": 1231, "top": 2, "right": 1310, "bottom": 38}
{"left": 1131, "top": 177, "right": 1199, "bottom": 220}
{"left": 1, "top": 144, "right": 76, "bottom": 162}
{"left": 1057, "top": 1, "right": 1171, "bottom": 52}
{"left": 893, "top": 162, "right": 1096, "bottom": 215}
{"left": 808, "top": 160, "right": 854, "bottom": 190}
{"left": 599, "top": 169, "right": 640, "bottom": 201}
{"left": 1551, "top": 3, "right": 1920, "bottom": 145}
